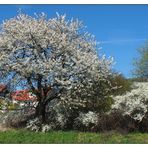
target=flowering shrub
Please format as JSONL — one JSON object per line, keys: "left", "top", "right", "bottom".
{"left": 26, "top": 117, "right": 54, "bottom": 132}
{"left": 42, "top": 124, "right": 52, "bottom": 133}
{"left": 45, "top": 99, "right": 76, "bottom": 130}
{"left": 26, "top": 117, "right": 42, "bottom": 132}
{"left": 78, "top": 111, "right": 98, "bottom": 126}
{"left": 74, "top": 111, "right": 99, "bottom": 131}
{"left": 111, "top": 82, "right": 148, "bottom": 122}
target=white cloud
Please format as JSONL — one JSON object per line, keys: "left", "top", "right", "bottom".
{"left": 101, "top": 38, "right": 146, "bottom": 44}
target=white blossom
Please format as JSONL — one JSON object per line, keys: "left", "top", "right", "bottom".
{"left": 112, "top": 82, "right": 148, "bottom": 121}
{"left": 75, "top": 111, "right": 98, "bottom": 126}
{"left": 0, "top": 12, "right": 115, "bottom": 117}
{"left": 26, "top": 117, "right": 41, "bottom": 132}
{"left": 41, "top": 124, "right": 52, "bottom": 132}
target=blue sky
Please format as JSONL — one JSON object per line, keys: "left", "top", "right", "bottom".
{"left": 0, "top": 4, "right": 148, "bottom": 78}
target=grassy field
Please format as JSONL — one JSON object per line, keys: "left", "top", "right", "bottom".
{"left": 0, "top": 129, "right": 148, "bottom": 144}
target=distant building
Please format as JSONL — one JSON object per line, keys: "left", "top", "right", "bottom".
{"left": 11, "top": 89, "right": 37, "bottom": 101}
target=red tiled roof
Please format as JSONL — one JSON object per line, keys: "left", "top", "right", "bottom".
{"left": 11, "top": 89, "right": 37, "bottom": 101}
{"left": 11, "top": 86, "right": 52, "bottom": 101}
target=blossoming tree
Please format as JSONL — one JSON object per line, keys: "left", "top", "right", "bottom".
{"left": 0, "top": 13, "right": 115, "bottom": 122}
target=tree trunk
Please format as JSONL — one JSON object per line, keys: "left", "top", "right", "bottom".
{"left": 35, "top": 91, "right": 58, "bottom": 123}
{"left": 35, "top": 100, "right": 46, "bottom": 123}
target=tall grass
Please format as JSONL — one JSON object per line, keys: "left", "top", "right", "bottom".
{"left": 0, "top": 130, "right": 148, "bottom": 144}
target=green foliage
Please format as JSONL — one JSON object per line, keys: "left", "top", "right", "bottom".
{"left": 110, "top": 74, "right": 132, "bottom": 96}
{"left": 128, "top": 77, "right": 148, "bottom": 82}
{"left": 96, "top": 97, "right": 114, "bottom": 113}
{"left": 83, "top": 74, "right": 132, "bottom": 113}
{"left": 133, "top": 42, "right": 148, "bottom": 79}
{"left": 0, "top": 130, "right": 148, "bottom": 143}
{"left": 79, "top": 96, "right": 114, "bottom": 114}
{"left": 7, "top": 103, "right": 18, "bottom": 110}
{"left": 0, "top": 99, "right": 19, "bottom": 110}
{"left": 69, "top": 74, "right": 131, "bottom": 114}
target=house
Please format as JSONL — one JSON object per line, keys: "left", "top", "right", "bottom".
{"left": 11, "top": 89, "right": 37, "bottom": 101}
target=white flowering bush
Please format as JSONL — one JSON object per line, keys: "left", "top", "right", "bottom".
{"left": 26, "top": 117, "right": 41, "bottom": 132}
{"left": 74, "top": 111, "right": 99, "bottom": 131}
{"left": 79, "top": 111, "right": 98, "bottom": 126}
{"left": 45, "top": 99, "right": 75, "bottom": 130}
{"left": 26, "top": 117, "right": 55, "bottom": 132}
{"left": 112, "top": 82, "right": 148, "bottom": 122}
{"left": 41, "top": 124, "right": 52, "bottom": 133}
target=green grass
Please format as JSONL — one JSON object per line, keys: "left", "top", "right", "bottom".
{"left": 0, "top": 129, "right": 148, "bottom": 144}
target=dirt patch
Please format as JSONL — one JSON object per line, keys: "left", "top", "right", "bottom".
{"left": 0, "top": 124, "right": 12, "bottom": 132}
